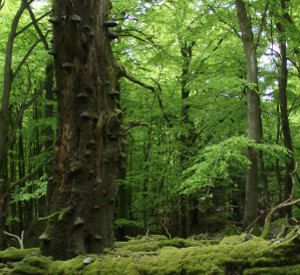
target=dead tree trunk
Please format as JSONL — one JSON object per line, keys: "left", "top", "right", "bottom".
{"left": 41, "top": 0, "right": 121, "bottom": 260}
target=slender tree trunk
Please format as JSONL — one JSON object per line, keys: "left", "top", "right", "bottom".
{"left": 41, "top": 0, "right": 121, "bottom": 260}
{"left": 116, "top": 167, "right": 130, "bottom": 241}
{"left": 178, "top": 40, "right": 194, "bottom": 238}
{"left": 276, "top": 0, "right": 294, "bottom": 217}
{"left": 236, "top": 0, "right": 262, "bottom": 226}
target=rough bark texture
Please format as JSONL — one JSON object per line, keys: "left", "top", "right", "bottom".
{"left": 236, "top": 0, "right": 262, "bottom": 226}
{"left": 41, "top": 0, "right": 121, "bottom": 260}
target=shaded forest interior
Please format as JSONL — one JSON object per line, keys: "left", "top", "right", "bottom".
{"left": 1, "top": 0, "right": 300, "bottom": 266}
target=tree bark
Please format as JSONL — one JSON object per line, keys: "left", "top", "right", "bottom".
{"left": 41, "top": 0, "right": 121, "bottom": 260}
{"left": 44, "top": 64, "right": 54, "bottom": 216}
{"left": 276, "top": 0, "right": 295, "bottom": 217}
{"left": 235, "top": 0, "right": 262, "bottom": 227}
{"left": 178, "top": 39, "right": 195, "bottom": 238}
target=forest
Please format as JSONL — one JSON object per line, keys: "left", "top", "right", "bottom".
{"left": 0, "top": 0, "right": 300, "bottom": 274}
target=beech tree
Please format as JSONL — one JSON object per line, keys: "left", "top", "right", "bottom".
{"left": 275, "top": 0, "right": 295, "bottom": 217}
{"left": 235, "top": 0, "right": 265, "bottom": 226}
{"left": 40, "top": 0, "right": 122, "bottom": 259}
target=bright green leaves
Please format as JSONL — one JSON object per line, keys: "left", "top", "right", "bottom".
{"left": 181, "top": 136, "right": 251, "bottom": 196}
{"left": 11, "top": 174, "right": 48, "bottom": 204}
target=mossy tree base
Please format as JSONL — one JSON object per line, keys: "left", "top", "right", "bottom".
{"left": 1, "top": 228, "right": 300, "bottom": 274}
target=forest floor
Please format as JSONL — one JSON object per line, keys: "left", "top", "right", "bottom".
{"left": 0, "top": 226, "right": 299, "bottom": 274}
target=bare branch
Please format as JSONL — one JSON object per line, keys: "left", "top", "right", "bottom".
{"left": 116, "top": 60, "right": 172, "bottom": 126}
{"left": 119, "top": 28, "right": 158, "bottom": 46}
{"left": 15, "top": 11, "right": 51, "bottom": 37}
{"left": 13, "top": 34, "right": 48, "bottom": 80}
{"left": 27, "top": 6, "right": 50, "bottom": 50}
{"left": 121, "top": 121, "right": 148, "bottom": 133}
{"left": 4, "top": 231, "right": 24, "bottom": 249}
{"left": 0, "top": 0, "right": 5, "bottom": 10}
{"left": 255, "top": 0, "right": 269, "bottom": 49}
{"left": 261, "top": 163, "right": 299, "bottom": 239}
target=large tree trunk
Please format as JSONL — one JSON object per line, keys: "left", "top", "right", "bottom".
{"left": 41, "top": 0, "right": 121, "bottom": 260}
{"left": 235, "top": 0, "right": 262, "bottom": 227}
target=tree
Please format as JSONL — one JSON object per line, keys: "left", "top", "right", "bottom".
{"left": 0, "top": 0, "right": 5, "bottom": 11}
{"left": 40, "top": 0, "right": 122, "bottom": 260}
{"left": 275, "top": 0, "right": 295, "bottom": 217}
{"left": 235, "top": 0, "right": 265, "bottom": 226}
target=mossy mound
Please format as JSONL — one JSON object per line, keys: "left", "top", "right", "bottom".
{"left": 0, "top": 247, "right": 40, "bottom": 262}
{"left": 11, "top": 255, "right": 53, "bottom": 275}
{"left": 1, "top": 228, "right": 300, "bottom": 274}
{"left": 243, "top": 264, "right": 300, "bottom": 275}
{"left": 114, "top": 236, "right": 219, "bottom": 254}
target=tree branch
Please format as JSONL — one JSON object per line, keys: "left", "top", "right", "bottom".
{"left": 27, "top": 6, "right": 50, "bottom": 50}
{"left": 0, "top": 0, "right": 35, "bottom": 165}
{"left": 116, "top": 60, "right": 172, "bottom": 126}
{"left": 0, "top": 0, "right": 5, "bottom": 10}
{"left": 10, "top": 167, "right": 42, "bottom": 189}
{"left": 119, "top": 28, "right": 158, "bottom": 46}
{"left": 13, "top": 35, "right": 47, "bottom": 80}
{"left": 4, "top": 231, "right": 24, "bottom": 249}
{"left": 261, "top": 163, "right": 299, "bottom": 239}
{"left": 8, "top": 65, "right": 54, "bottom": 151}
{"left": 208, "top": 5, "right": 241, "bottom": 38}
{"left": 121, "top": 121, "right": 148, "bottom": 133}
{"left": 255, "top": 0, "right": 269, "bottom": 49}
{"left": 15, "top": 11, "right": 51, "bottom": 37}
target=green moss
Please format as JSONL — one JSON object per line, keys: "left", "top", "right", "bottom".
{"left": 38, "top": 206, "right": 72, "bottom": 222}
{"left": 223, "top": 226, "right": 240, "bottom": 236}
{"left": 135, "top": 247, "right": 187, "bottom": 275}
{"left": 183, "top": 244, "right": 233, "bottom": 274}
{"left": 271, "top": 218, "right": 288, "bottom": 232}
{"left": 0, "top": 247, "right": 40, "bottom": 261}
{"left": 244, "top": 264, "right": 300, "bottom": 274}
{"left": 220, "top": 233, "right": 266, "bottom": 245}
{"left": 11, "top": 255, "right": 52, "bottom": 275}
{"left": 48, "top": 255, "right": 87, "bottom": 275}
{"left": 2, "top": 229, "right": 300, "bottom": 275}
{"left": 0, "top": 266, "right": 11, "bottom": 275}
{"left": 115, "top": 237, "right": 160, "bottom": 252}
{"left": 261, "top": 221, "right": 270, "bottom": 239}
{"left": 85, "top": 255, "right": 136, "bottom": 275}
{"left": 114, "top": 236, "right": 216, "bottom": 255}
{"left": 251, "top": 222, "right": 262, "bottom": 236}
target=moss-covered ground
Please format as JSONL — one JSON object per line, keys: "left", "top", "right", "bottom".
{"left": 1, "top": 228, "right": 300, "bottom": 274}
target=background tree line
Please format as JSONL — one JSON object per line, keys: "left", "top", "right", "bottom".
{"left": 0, "top": 0, "right": 300, "bottom": 253}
